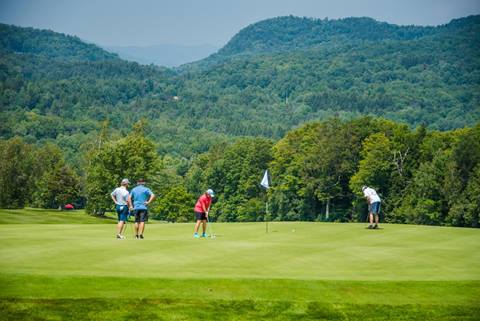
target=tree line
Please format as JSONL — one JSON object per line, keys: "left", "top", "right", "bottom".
{"left": 1, "top": 117, "right": 478, "bottom": 227}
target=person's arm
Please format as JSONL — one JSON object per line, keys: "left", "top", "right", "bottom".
{"left": 128, "top": 194, "right": 133, "bottom": 210}
{"left": 363, "top": 191, "right": 371, "bottom": 204}
{"left": 111, "top": 190, "right": 117, "bottom": 205}
{"left": 201, "top": 196, "right": 208, "bottom": 215}
{"left": 144, "top": 193, "right": 155, "bottom": 206}
{"left": 126, "top": 194, "right": 132, "bottom": 209}
{"left": 205, "top": 197, "right": 213, "bottom": 217}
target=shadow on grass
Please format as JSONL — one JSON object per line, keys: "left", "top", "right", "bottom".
{"left": 0, "top": 298, "right": 478, "bottom": 321}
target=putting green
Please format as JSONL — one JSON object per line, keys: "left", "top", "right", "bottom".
{"left": 0, "top": 210, "right": 479, "bottom": 320}
{"left": 0, "top": 222, "right": 478, "bottom": 280}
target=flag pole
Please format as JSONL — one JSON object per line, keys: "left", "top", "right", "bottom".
{"left": 260, "top": 169, "right": 270, "bottom": 234}
{"left": 265, "top": 199, "right": 268, "bottom": 234}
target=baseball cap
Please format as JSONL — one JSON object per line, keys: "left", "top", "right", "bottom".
{"left": 206, "top": 189, "right": 215, "bottom": 197}
{"left": 362, "top": 185, "right": 368, "bottom": 191}
{"left": 121, "top": 178, "right": 130, "bottom": 185}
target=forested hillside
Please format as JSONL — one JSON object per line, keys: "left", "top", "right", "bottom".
{"left": 1, "top": 16, "right": 479, "bottom": 161}
{"left": 2, "top": 118, "right": 478, "bottom": 227}
{"left": 0, "top": 16, "right": 479, "bottom": 227}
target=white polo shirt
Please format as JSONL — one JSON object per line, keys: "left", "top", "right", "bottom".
{"left": 363, "top": 187, "right": 381, "bottom": 203}
{"left": 111, "top": 187, "right": 129, "bottom": 205}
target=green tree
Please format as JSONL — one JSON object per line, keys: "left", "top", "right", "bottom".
{"left": 32, "top": 143, "right": 81, "bottom": 209}
{"left": 150, "top": 186, "right": 195, "bottom": 222}
{"left": 349, "top": 132, "right": 394, "bottom": 219}
{"left": 34, "top": 163, "right": 80, "bottom": 209}
{"left": 85, "top": 121, "right": 162, "bottom": 215}
{"left": 0, "top": 137, "right": 36, "bottom": 208}
{"left": 396, "top": 151, "right": 450, "bottom": 225}
{"left": 186, "top": 138, "right": 273, "bottom": 222}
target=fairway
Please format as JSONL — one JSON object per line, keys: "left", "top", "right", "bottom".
{"left": 1, "top": 211, "right": 479, "bottom": 320}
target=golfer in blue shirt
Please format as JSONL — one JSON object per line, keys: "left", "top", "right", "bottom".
{"left": 128, "top": 178, "right": 155, "bottom": 239}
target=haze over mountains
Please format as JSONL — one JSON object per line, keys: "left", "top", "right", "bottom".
{"left": 105, "top": 43, "right": 218, "bottom": 67}
{"left": 0, "top": 15, "right": 479, "bottom": 159}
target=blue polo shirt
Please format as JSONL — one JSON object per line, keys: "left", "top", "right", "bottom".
{"left": 130, "top": 184, "right": 154, "bottom": 210}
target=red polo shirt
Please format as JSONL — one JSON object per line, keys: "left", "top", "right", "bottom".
{"left": 194, "top": 194, "right": 212, "bottom": 213}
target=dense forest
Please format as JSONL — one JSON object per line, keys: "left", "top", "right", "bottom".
{"left": 0, "top": 16, "right": 479, "bottom": 226}
{"left": 1, "top": 118, "right": 478, "bottom": 227}
{"left": 1, "top": 16, "right": 479, "bottom": 158}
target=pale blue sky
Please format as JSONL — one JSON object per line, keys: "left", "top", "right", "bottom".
{"left": 0, "top": 0, "right": 479, "bottom": 47}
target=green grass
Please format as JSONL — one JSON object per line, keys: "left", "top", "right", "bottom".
{"left": 0, "top": 208, "right": 116, "bottom": 224}
{"left": 0, "top": 209, "right": 479, "bottom": 320}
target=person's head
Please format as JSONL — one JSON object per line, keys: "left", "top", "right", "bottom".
{"left": 137, "top": 178, "right": 146, "bottom": 185}
{"left": 362, "top": 185, "right": 368, "bottom": 192}
{"left": 206, "top": 189, "right": 215, "bottom": 198}
{"left": 121, "top": 178, "right": 130, "bottom": 187}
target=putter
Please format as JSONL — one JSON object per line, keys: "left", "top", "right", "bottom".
{"left": 207, "top": 217, "right": 216, "bottom": 238}
{"left": 124, "top": 211, "right": 136, "bottom": 238}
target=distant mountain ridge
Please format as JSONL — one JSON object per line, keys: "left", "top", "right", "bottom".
{"left": 190, "top": 15, "right": 479, "bottom": 68}
{"left": 0, "top": 15, "right": 479, "bottom": 158}
{"left": 219, "top": 16, "right": 432, "bottom": 55}
{"left": 0, "top": 23, "right": 118, "bottom": 62}
{"left": 105, "top": 44, "right": 218, "bottom": 67}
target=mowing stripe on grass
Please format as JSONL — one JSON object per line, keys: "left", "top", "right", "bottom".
{"left": 1, "top": 274, "right": 479, "bottom": 306}
{"left": 1, "top": 298, "right": 479, "bottom": 321}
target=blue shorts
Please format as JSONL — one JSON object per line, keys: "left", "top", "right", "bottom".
{"left": 116, "top": 205, "right": 129, "bottom": 222}
{"left": 195, "top": 211, "right": 207, "bottom": 221}
{"left": 370, "top": 202, "right": 381, "bottom": 215}
{"left": 134, "top": 209, "right": 148, "bottom": 223}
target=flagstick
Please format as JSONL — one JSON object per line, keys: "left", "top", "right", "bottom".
{"left": 265, "top": 201, "right": 269, "bottom": 234}
{"left": 260, "top": 169, "right": 270, "bottom": 234}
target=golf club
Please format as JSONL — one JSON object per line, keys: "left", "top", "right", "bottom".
{"left": 207, "top": 216, "right": 216, "bottom": 238}
{"left": 123, "top": 210, "right": 135, "bottom": 238}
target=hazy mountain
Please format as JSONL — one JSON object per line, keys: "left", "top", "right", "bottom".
{"left": 188, "top": 15, "right": 478, "bottom": 69}
{"left": 105, "top": 44, "right": 218, "bottom": 67}
{"left": 0, "top": 23, "right": 118, "bottom": 62}
{"left": 0, "top": 16, "right": 479, "bottom": 157}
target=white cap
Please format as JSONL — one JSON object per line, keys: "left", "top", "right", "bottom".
{"left": 206, "top": 189, "right": 215, "bottom": 197}
{"left": 362, "top": 185, "right": 367, "bottom": 191}
{"left": 121, "top": 178, "right": 130, "bottom": 185}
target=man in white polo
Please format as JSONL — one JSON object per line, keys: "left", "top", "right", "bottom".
{"left": 362, "top": 185, "right": 381, "bottom": 229}
{"left": 111, "top": 178, "right": 131, "bottom": 239}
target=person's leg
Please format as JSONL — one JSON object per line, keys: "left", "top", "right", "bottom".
{"left": 121, "top": 219, "right": 128, "bottom": 235}
{"left": 202, "top": 220, "right": 207, "bottom": 237}
{"left": 372, "top": 202, "right": 380, "bottom": 228}
{"left": 117, "top": 221, "right": 125, "bottom": 235}
{"left": 194, "top": 220, "right": 201, "bottom": 233}
{"left": 133, "top": 210, "right": 140, "bottom": 237}
{"left": 116, "top": 207, "right": 126, "bottom": 238}
{"left": 134, "top": 222, "right": 139, "bottom": 235}
{"left": 138, "top": 210, "right": 148, "bottom": 238}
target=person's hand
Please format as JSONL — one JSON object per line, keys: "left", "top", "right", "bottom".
{"left": 143, "top": 201, "right": 149, "bottom": 205}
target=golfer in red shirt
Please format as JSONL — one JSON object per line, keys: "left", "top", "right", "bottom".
{"left": 193, "top": 189, "right": 215, "bottom": 238}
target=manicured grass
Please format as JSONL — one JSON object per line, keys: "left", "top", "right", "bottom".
{"left": 0, "top": 208, "right": 116, "bottom": 224}
{"left": 0, "top": 209, "right": 479, "bottom": 320}
{"left": 1, "top": 221, "right": 478, "bottom": 280}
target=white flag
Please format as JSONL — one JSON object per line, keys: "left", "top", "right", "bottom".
{"left": 260, "top": 170, "right": 270, "bottom": 189}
